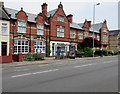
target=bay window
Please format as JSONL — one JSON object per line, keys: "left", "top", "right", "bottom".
{"left": 34, "top": 41, "right": 46, "bottom": 53}
{"left": 14, "top": 40, "right": 29, "bottom": 53}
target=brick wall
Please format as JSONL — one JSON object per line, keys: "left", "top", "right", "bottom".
{"left": 1, "top": 56, "right": 12, "bottom": 63}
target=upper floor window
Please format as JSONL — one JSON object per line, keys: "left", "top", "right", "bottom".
{"left": 2, "top": 23, "right": 7, "bottom": 35}
{"left": 57, "top": 15, "right": 64, "bottom": 22}
{"left": 57, "top": 25, "right": 65, "bottom": 37}
{"left": 97, "top": 35, "right": 100, "bottom": 41}
{"left": 84, "top": 32, "right": 88, "bottom": 38}
{"left": 37, "top": 24, "right": 44, "bottom": 35}
{"left": 70, "top": 30, "right": 75, "bottom": 38}
{"left": 18, "top": 21, "right": 26, "bottom": 33}
{"left": 78, "top": 32, "right": 83, "bottom": 40}
{"left": 103, "top": 28, "right": 107, "bottom": 32}
{"left": 103, "top": 35, "right": 108, "bottom": 42}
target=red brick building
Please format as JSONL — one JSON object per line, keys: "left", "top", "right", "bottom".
{"left": 1, "top": 2, "right": 109, "bottom": 62}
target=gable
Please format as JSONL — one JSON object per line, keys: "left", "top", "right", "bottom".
{"left": 0, "top": 8, "right": 10, "bottom": 19}
{"left": 51, "top": 7, "right": 68, "bottom": 23}
{"left": 16, "top": 9, "right": 28, "bottom": 21}
{"left": 5, "top": 8, "right": 37, "bottom": 22}
{"left": 35, "top": 14, "right": 44, "bottom": 23}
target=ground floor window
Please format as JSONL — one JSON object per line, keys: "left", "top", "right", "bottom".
{"left": 50, "top": 43, "right": 69, "bottom": 56}
{"left": 14, "top": 40, "right": 29, "bottom": 53}
{"left": 34, "top": 41, "right": 45, "bottom": 53}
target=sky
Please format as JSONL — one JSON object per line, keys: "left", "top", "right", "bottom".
{"left": 2, "top": 0, "right": 119, "bottom": 30}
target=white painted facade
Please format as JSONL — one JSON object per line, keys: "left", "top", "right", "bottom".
{"left": 0, "top": 20, "right": 10, "bottom": 56}
{"left": 50, "top": 41, "right": 70, "bottom": 56}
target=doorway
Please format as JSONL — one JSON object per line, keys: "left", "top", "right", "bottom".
{"left": 1, "top": 42, "right": 7, "bottom": 56}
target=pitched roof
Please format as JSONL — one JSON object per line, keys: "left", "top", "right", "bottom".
{"left": 4, "top": 7, "right": 58, "bottom": 23}
{"left": 47, "top": 9, "right": 57, "bottom": 17}
{"left": 109, "top": 30, "right": 120, "bottom": 35}
{"left": 70, "top": 23, "right": 83, "bottom": 30}
{"left": 5, "top": 8, "right": 37, "bottom": 22}
{"left": 90, "top": 23, "right": 103, "bottom": 33}
{"left": 0, "top": 8, "right": 10, "bottom": 19}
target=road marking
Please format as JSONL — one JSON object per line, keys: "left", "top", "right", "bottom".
{"left": 11, "top": 69, "right": 59, "bottom": 78}
{"left": 14, "top": 69, "right": 30, "bottom": 71}
{"left": 15, "top": 67, "right": 23, "bottom": 69}
{"left": 102, "top": 61, "right": 113, "bottom": 64}
{"left": 74, "top": 63, "right": 96, "bottom": 68}
{"left": 38, "top": 64, "right": 49, "bottom": 67}
{"left": 74, "top": 60, "right": 117, "bottom": 68}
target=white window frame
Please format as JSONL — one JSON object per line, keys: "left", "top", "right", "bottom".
{"left": 103, "top": 28, "right": 107, "bottom": 32}
{"left": 97, "top": 35, "right": 100, "bottom": 41}
{"left": 57, "top": 25, "right": 65, "bottom": 37}
{"left": 2, "top": 23, "right": 7, "bottom": 35}
{"left": 14, "top": 39, "right": 29, "bottom": 53}
{"left": 103, "top": 35, "right": 108, "bottom": 42}
{"left": 78, "top": 32, "right": 83, "bottom": 40}
{"left": 18, "top": 20, "right": 26, "bottom": 33}
{"left": 84, "top": 32, "right": 88, "bottom": 38}
{"left": 37, "top": 23, "right": 44, "bottom": 35}
{"left": 70, "top": 30, "right": 75, "bottom": 38}
{"left": 57, "top": 15, "right": 64, "bottom": 22}
{"left": 34, "top": 41, "right": 46, "bottom": 53}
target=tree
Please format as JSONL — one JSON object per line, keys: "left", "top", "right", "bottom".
{"left": 80, "top": 37, "right": 101, "bottom": 48}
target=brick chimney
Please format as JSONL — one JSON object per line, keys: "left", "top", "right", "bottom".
{"left": 41, "top": 3, "right": 48, "bottom": 16}
{"left": 0, "top": 2, "right": 4, "bottom": 8}
{"left": 87, "top": 21, "right": 91, "bottom": 27}
{"left": 67, "top": 14, "right": 73, "bottom": 23}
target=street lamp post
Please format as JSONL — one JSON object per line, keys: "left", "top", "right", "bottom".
{"left": 93, "top": 3, "right": 100, "bottom": 57}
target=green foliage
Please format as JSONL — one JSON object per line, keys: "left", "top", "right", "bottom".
{"left": 77, "top": 44, "right": 83, "bottom": 51}
{"left": 83, "top": 47, "right": 93, "bottom": 57}
{"left": 107, "top": 49, "right": 112, "bottom": 55}
{"left": 114, "top": 51, "right": 119, "bottom": 55}
{"left": 94, "top": 49, "right": 100, "bottom": 55}
{"left": 77, "top": 46, "right": 93, "bottom": 57}
{"left": 24, "top": 53, "right": 44, "bottom": 61}
{"left": 94, "top": 49, "right": 118, "bottom": 56}
{"left": 102, "top": 49, "right": 108, "bottom": 56}
{"left": 76, "top": 50, "right": 84, "bottom": 57}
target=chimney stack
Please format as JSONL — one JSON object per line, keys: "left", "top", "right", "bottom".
{"left": 0, "top": 2, "right": 4, "bottom": 8}
{"left": 41, "top": 3, "right": 48, "bottom": 16}
{"left": 87, "top": 21, "right": 91, "bottom": 27}
{"left": 67, "top": 14, "right": 73, "bottom": 23}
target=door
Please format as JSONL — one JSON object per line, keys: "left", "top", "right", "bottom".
{"left": 1, "top": 42, "right": 7, "bottom": 56}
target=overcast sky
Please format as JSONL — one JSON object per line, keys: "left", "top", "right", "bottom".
{"left": 2, "top": 0, "right": 119, "bottom": 30}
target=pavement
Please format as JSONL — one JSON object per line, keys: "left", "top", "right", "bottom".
{"left": 1, "top": 55, "right": 118, "bottom": 69}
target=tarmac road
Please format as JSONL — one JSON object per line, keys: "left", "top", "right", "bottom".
{"left": 2, "top": 56, "right": 118, "bottom": 92}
